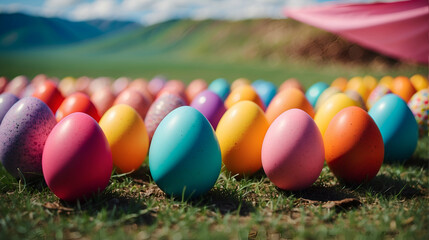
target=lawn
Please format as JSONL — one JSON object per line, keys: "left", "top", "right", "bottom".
{"left": 0, "top": 49, "right": 428, "bottom": 239}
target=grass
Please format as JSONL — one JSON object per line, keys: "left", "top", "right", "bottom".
{"left": 1, "top": 136, "right": 428, "bottom": 239}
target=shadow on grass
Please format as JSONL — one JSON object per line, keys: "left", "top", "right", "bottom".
{"left": 403, "top": 156, "right": 428, "bottom": 169}
{"left": 346, "top": 173, "right": 425, "bottom": 199}
{"left": 57, "top": 190, "right": 156, "bottom": 226}
{"left": 187, "top": 187, "right": 255, "bottom": 216}
{"left": 128, "top": 164, "right": 152, "bottom": 183}
{"left": 280, "top": 185, "right": 357, "bottom": 202}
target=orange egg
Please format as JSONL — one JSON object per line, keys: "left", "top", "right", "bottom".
{"left": 391, "top": 76, "right": 416, "bottom": 102}
{"left": 331, "top": 77, "right": 348, "bottom": 91}
{"left": 185, "top": 78, "right": 208, "bottom": 103}
{"left": 265, "top": 87, "right": 314, "bottom": 124}
{"left": 114, "top": 88, "right": 151, "bottom": 119}
{"left": 225, "top": 85, "right": 265, "bottom": 110}
{"left": 410, "top": 74, "right": 428, "bottom": 91}
{"left": 231, "top": 78, "right": 250, "bottom": 91}
{"left": 324, "top": 106, "right": 384, "bottom": 184}
{"left": 56, "top": 92, "right": 100, "bottom": 122}
{"left": 279, "top": 78, "right": 305, "bottom": 93}
{"left": 32, "top": 80, "right": 65, "bottom": 114}
{"left": 91, "top": 86, "right": 116, "bottom": 116}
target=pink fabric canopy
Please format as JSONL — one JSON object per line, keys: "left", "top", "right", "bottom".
{"left": 284, "top": 0, "right": 429, "bottom": 64}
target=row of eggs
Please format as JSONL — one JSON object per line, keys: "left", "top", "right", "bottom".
{"left": 0, "top": 74, "right": 427, "bottom": 201}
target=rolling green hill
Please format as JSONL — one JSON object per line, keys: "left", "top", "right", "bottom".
{"left": 0, "top": 13, "right": 139, "bottom": 49}
{"left": 0, "top": 14, "right": 426, "bottom": 84}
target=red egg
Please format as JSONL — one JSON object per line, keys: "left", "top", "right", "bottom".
{"left": 0, "top": 77, "right": 8, "bottom": 93}
{"left": 42, "top": 112, "right": 112, "bottom": 201}
{"left": 324, "top": 106, "right": 384, "bottom": 184}
{"left": 32, "top": 80, "right": 65, "bottom": 114}
{"left": 56, "top": 92, "right": 100, "bottom": 122}
{"left": 114, "top": 88, "right": 151, "bottom": 119}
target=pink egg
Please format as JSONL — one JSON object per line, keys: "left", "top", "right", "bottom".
{"left": 91, "top": 86, "right": 116, "bottom": 116}
{"left": 262, "top": 109, "right": 324, "bottom": 190}
{"left": 114, "top": 88, "right": 152, "bottom": 119}
{"left": 42, "top": 112, "right": 112, "bottom": 201}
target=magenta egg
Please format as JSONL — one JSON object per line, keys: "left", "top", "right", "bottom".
{"left": 262, "top": 109, "right": 324, "bottom": 191}
{"left": 42, "top": 112, "right": 112, "bottom": 201}
{"left": 190, "top": 90, "right": 226, "bottom": 129}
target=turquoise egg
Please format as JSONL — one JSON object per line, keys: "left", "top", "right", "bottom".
{"left": 368, "top": 94, "right": 418, "bottom": 163}
{"left": 305, "top": 82, "right": 329, "bottom": 107}
{"left": 208, "top": 78, "right": 230, "bottom": 101}
{"left": 149, "top": 106, "right": 221, "bottom": 198}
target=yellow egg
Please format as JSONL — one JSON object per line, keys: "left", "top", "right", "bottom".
{"left": 99, "top": 104, "right": 149, "bottom": 173}
{"left": 410, "top": 74, "right": 428, "bottom": 91}
{"left": 216, "top": 101, "right": 269, "bottom": 176}
{"left": 314, "top": 93, "right": 359, "bottom": 135}
{"left": 379, "top": 76, "right": 394, "bottom": 90}
{"left": 224, "top": 85, "right": 265, "bottom": 110}
{"left": 363, "top": 75, "right": 378, "bottom": 92}
{"left": 346, "top": 76, "right": 369, "bottom": 101}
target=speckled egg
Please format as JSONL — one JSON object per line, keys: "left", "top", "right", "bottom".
{"left": 408, "top": 89, "right": 429, "bottom": 137}
{"left": 0, "top": 97, "right": 56, "bottom": 179}
{"left": 145, "top": 94, "right": 186, "bottom": 141}
{"left": 366, "top": 85, "right": 392, "bottom": 110}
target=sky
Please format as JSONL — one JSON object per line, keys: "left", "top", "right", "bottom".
{"left": 0, "top": 0, "right": 392, "bottom": 25}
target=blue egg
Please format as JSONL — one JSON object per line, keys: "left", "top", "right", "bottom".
{"left": 149, "top": 106, "right": 222, "bottom": 198}
{"left": 208, "top": 78, "right": 230, "bottom": 101}
{"left": 368, "top": 94, "right": 418, "bottom": 164}
{"left": 305, "top": 82, "right": 329, "bottom": 107}
{"left": 252, "top": 80, "right": 277, "bottom": 108}
{"left": 0, "top": 93, "right": 19, "bottom": 124}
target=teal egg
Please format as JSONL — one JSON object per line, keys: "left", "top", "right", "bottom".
{"left": 368, "top": 94, "right": 418, "bottom": 163}
{"left": 208, "top": 78, "right": 230, "bottom": 101}
{"left": 305, "top": 82, "right": 329, "bottom": 107}
{"left": 149, "top": 106, "right": 221, "bottom": 198}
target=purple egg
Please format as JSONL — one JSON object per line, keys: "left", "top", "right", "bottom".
{"left": 148, "top": 77, "right": 167, "bottom": 97}
{"left": 190, "top": 90, "right": 226, "bottom": 129}
{"left": 0, "top": 97, "right": 57, "bottom": 179}
{"left": 145, "top": 94, "right": 186, "bottom": 141}
{"left": 0, "top": 93, "right": 19, "bottom": 124}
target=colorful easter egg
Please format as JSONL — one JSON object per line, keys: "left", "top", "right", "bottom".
{"left": 346, "top": 76, "right": 369, "bottom": 101}
{"left": 157, "top": 80, "right": 187, "bottom": 102}
{"left": 58, "top": 76, "right": 76, "bottom": 97}
{"left": 252, "top": 80, "right": 277, "bottom": 108}
{"left": 56, "top": 92, "right": 100, "bottom": 122}
{"left": 5, "top": 75, "right": 28, "bottom": 97}
{"left": 186, "top": 78, "right": 208, "bottom": 103}
{"left": 363, "top": 75, "right": 378, "bottom": 92}
{"left": 42, "top": 112, "right": 112, "bottom": 201}
{"left": 314, "top": 93, "right": 359, "bottom": 135}
{"left": 391, "top": 76, "right": 416, "bottom": 102}
{"left": 330, "top": 77, "right": 347, "bottom": 91}
{"left": 148, "top": 76, "right": 166, "bottom": 98}
{"left": 225, "top": 85, "right": 265, "bottom": 110}
{"left": 145, "top": 94, "right": 186, "bottom": 140}
{"left": 114, "top": 88, "right": 151, "bottom": 119}
{"left": 366, "top": 85, "right": 392, "bottom": 110}
{"left": 112, "top": 77, "right": 130, "bottom": 95}
{"left": 0, "top": 97, "right": 56, "bottom": 179}
{"left": 90, "top": 86, "right": 116, "bottom": 116}
{"left": 32, "top": 80, "right": 65, "bottom": 114}
{"left": 379, "top": 76, "right": 394, "bottom": 90}
{"left": 149, "top": 106, "right": 221, "bottom": 198}
{"left": 190, "top": 90, "right": 226, "bottom": 129}
{"left": 216, "top": 101, "right": 269, "bottom": 176}
{"left": 305, "top": 82, "right": 329, "bottom": 107}
{"left": 0, "top": 93, "right": 19, "bottom": 123}
{"left": 265, "top": 87, "right": 314, "bottom": 124}
{"left": 345, "top": 90, "right": 367, "bottom": 111}
{"left": 279, "top": 78, "right": 305, "bottom": 93}
{"left": 231, "top": 78, "right": 250, "bottom": 91}
{"left": 99, "top": 104, "right": 149, "bottom": 173}
{"left": 408, "top": 89, "right": 429, "bottom": 137}
{"left": 369, "top": 94, "right": 418, "bottom": 163}
{"left": 129, "top": 78, "right": 153, "bottom": 102}
{"left": 410, "top": 74, "right": 428, "bottom": 91}
{"left": 262, "top": 109, "right": 324, "bottom": 190}
{"left": 314, "top": 87, "right": 342, "bottom": 112}
{"left": 208, "top": 78, "right": 230, "bottom": 101}
{"left": 0, "top": 77, "right": 7, "bottom": 93}
{"left": 324, "top": 107, "right": 384, "bottom": 184}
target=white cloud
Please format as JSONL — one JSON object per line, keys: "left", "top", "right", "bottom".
{"left": 45, "top": 0, "right": 83, "bottom": 8}
{"left": 71, "top": 0, "right": 119, "bottom": 20}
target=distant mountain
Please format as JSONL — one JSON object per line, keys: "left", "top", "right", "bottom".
{"left": 0, "top": 13, "right": 140, "bottom": 49}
